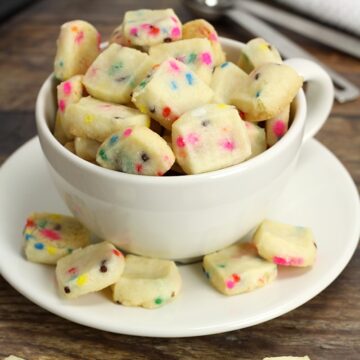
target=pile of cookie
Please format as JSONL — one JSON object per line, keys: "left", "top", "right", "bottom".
{"left": 53, "top": 9, "right": 303, "bottom": 175}
{"left": 23, "top": 213, "right": 316, "bottom": 308}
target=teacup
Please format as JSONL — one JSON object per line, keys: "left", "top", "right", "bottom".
{"left": 36, "top": 37, "right": 333, "bottom": 261}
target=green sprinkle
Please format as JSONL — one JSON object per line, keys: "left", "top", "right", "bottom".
{"left": 154, "top": 297, "right": 163, "bottom": 305}
{"left": 59, "top": 60, "right": 64, "bottom": 67}
{"left": 255, "top": 90, "right": 261, "bottom": 98}
{"left": 217, "top": 264, "right": 226, "bottom": 268}
{"left": 38, "top": 219, "right": 47, "bottom": 228}
{"left": 67, "top": 248, "right": 73, "bottom": 254}
{"left": 187, "top": 53, "right": 197, "bottom": 64}
{"left": 99, "top": 148, "right": 108, "bottom": 161}
{"left": 139, "top": 80, "right": 147, "bottom": 89}
{"left": 108, "top": 62, "right": 123, "bottom": 76}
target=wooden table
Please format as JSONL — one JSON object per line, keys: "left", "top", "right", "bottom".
{"left": 0, "top": 1, "right": 359, "bottom": 359}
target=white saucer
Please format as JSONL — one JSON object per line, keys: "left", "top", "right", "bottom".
{"left": 0, "top": 137, "right": 359, "bottom": 337}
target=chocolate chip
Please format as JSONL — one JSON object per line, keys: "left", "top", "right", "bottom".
{"left": 116, "top": 301, "right": 122, "bottom": 304}
{"left": 149, "top": 106, "right": 155, "bottom": 113}
{"left": 171, "top": 291, "right": 175, "bottom": 297}
{"left": 100, "top": 265, "right": 108, "bottom": 273}
{"left": 54, "top": 224, "right": 61, "bottom": 231}
{"left": 201, "top": 119, "right": 210, "bottom": 127}
{"left": 141, "top": 152, "right": 150, "bottom": 162}
{"left": 267, "top": 44, "right": 272, "bottom": 50}
{"left": 255, "top": 73, "right": 260, "bottom": 80}
{"left": 115, "top": 76, "right": 129, "bottom": 82}
{"left": 164, "top": 37, "right": 172, "bottom": 43}
{"left": 64, "top": 286, "right": 70, "bottom": 294}
{"left": 313, "top": 242, "right": 317, "bottom": 249}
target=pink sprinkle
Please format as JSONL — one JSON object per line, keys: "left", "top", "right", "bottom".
{"left": 169, "top": 60, "right": 180, "bottom": 72}
{"left": 226, "top": 280, "right": 235, "bottom": 289}
{"left": 209, "top": 32, "right": 218, "bottom": 42}
{"left": 40, "top": 229, "right": 60, "bottom": 240}
{"left": 171, "top": 16, "right": 179, "bottom": 24}
{"left": 157, "top": 170, "right": 164, "bottom": 176}
{"left": 176, "top": 136, "right": 186, "bottom": 148}
{"left": 130, "top": 27, "right": 138, "bottom": 36}
{"left": 74, "top": 31, "right": 84, "bottom": 44}
{"left": 63, "top": 81, "right": 72, "bottom": 95}
{"left": 67, "top": 267, "right": 77, "bottom": 274}
{"left": 175, "top": 55, "right": 186, "bottom": 63}
{"left": 89, "top": 67, "right": 98, "bottom": 77}
{"left": 140, "top": 23, "right": 151, "bottom": 30}
{"left": 171, "top": 27, "right": 181, "bottom": 38}
{"left": 220, "top": 138, "right": 235, "bottom": 151}
{"left": 58, "top": 99, "right": 66, "bottom": 112}
{"left": 273, "top": 120, "right": 286, "bottom": 138}
{"left": 186, "top": 133, "right": 199, "bottom": 145}
{"left": 163, "top": 155, "right": 170, "bottom": 163}
{"left": 123, "top": 128, "right": 132, "bottom": 137}
{"left": 273, "top": 256, "right": 304, "bottom": 266}
{"left": 200, "top": 52, "right": 212, "bottom": 65}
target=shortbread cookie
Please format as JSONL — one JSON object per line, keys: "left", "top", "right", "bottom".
{"left": 149, "top": 38, "right": 215, "bottom": 84}
{"left": 253, "top": 220, "right": 317, "bottom": 267}
{"left": 245, "top": 121, "right": 267, "bottom": 159}
{"left": 232, "top": 63, "right": 303, "bottom": 121}
{"left": 210, "top": 61, "right": 248, "bottom": 103}
{"left": 65, "top": 96, "right": 150, "bottom": 142}
{"left": 132, "top": 58, "right": 214, "bottom": 130}
{"left": 82, "top": 43, "right": 153, "bottom": 104}
{"left": 112, "top": 254, "right": 181, "bottom": 308}
{"left": 74, "top": 137, "right": 100, "bottom": 162}
{"left": 172, "top": 104, "right": 251, "bottom": 174}
{"left": 120, "top": 9, "right": 182, "bottom": 48}
{"left": 54, "top": 20, "right": 100, "bottom": 81}
{"left": 182, "top": 19, "right": 225, "bottom": 66}
{"left": 96, "top": 126, "right": 175, "bottom": 176}
{"left": 203, "top": 243, "right": 277, "bottom": 295}
{"left": 23, "top": 213, "right": 90, "bottom": 265}
{"left": 238, "top": 38, "right": 282, "bottom": 73}
{"left": 265, "top": 105, "right": 290, "bottom": 146}
{"left": 56, "top": 242, "right": 125, "bottom": 299}
{"left": 55, "top": 75, "right": 84, "bottom": 143}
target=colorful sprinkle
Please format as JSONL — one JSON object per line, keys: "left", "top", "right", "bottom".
{"left": 149, "top": 25, "right": 160, "bottom": 36}
{"left": 169, "top": 60, "right": 180, "bottom": 72}
{"left": 209, "top": 32, "right": 218, "bottom": 41}
{"left": 130, "top": 27, "right": 138, "bottom": 36}
{"left": 176, "top": 136, "right": 186, "bottom": 148}
{"left": 216, "top": 103, "right": 228, "bottom": 109}
{"left": 255, "top": 91, "right": 261, "bottom": 98}
{"left": 273, "top": 256, "right": 304, "bottom": 266}
{"left": 200, "top": 52, "right": 212, "bottom": 65}
{"left": 123, "top": 128, "right": 133, "bottom": 137}
{"left": 108, "top": 62, "right": 123, "bottom": 76}
{"left": 84, "top": 114, "right": 94, "bottom": 124}
{"left": 232, "top": 273, "right": 241, "bottom": 283}
{"left": 226, "top": 280, "right": 235, "bottom": 289}
{"left": 171, "top": 27, "right": 181, "bottom": 38}
{"left": 170, "top": 80, "right": 178, "bottom": 90}
{"left": 135, "top": 163, "right": 143, "bottom": 173}
{"left": 67, "top": 267, "right": 78, "bottom": 274}
{"left": 220, "top": 139, "right": 235, "bottom": 151}
{"left": 109, "top": 135, "right": 119, "bottom": 145}
{"left": 220, "top": 62, "right": 229, "bottom": 68}
{"left": 40, "top": 228, "right": 60, "bottom": 240}
{"left": 273, "top": 120, "right": 286, "bottom": 138}
{"left": 98, "top": 148, "right": 108, "bottom": 161}
{"left": 185, "top": 72, "right": 194, "bottom": 85}
{"left": 186, "top": 133, "right": 199, "bottom": 145}
{"left": 154, "top": 297, "right": 163, "bottom": 305}
{"left": 112, "top": 249, "right": 122, "bottom": 257}
{"left": 76, "top": 274, "right": 88, "bottom": 286}
{"left": 34, "top": 242, "right": 44, "bottom": 250}
{"left": 26, "top": 219, "right": 35, "bottom": 227}
{"left": 187, "top": 52, "right": 197, "bottom": 64}
{"left": 58, "top": 99, "right": 66, "bottom": 112}
{"left": 63, "top": 81, "right": 72, "bottom": 95}
{"left": 46, "top": 246, "right": 57, "bottom": 255}
{"left": 162, "top": 106, "right": 171, "bottom": 118}
{"left": 74, "top": 31, "right": 84, "bottom": 44}
{"left": 25, "top": 233, "right": 34, "bottom": 241}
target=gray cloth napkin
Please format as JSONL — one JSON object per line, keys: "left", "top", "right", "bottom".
{"left": 275, "top": 0, "right": 360, "bottom": 35}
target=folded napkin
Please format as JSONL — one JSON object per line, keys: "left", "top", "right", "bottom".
{"left": 275, "top": 0, "right": 360, "bottom": 35}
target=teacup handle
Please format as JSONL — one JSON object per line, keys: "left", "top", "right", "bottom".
{"left": 285, "top": 58, "right": 334, "bottom": 142}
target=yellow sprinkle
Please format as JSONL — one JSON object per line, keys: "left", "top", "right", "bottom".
{"left": 216, "top": 103, "right": 228, "bottom": 109}
{"left": 84, "top": 114, "right": 94, "bottom": 124}
{"left": 47, "top": 246, "right": 57, "bottom": 255}
{"left": 49, "top": 214, "right": 62, "bottom": 220}
{"left": 258, "top": 43, "right": 270, "bottom": 51}
{"left": 138, "top": 104, "right": 147, "bottom": 114}
{"left": 76, "top": 274, "right": 88, "bottom": 286}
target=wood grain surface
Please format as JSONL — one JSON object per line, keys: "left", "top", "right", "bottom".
{"left": 0, "top": 0, "right": 359, "bottom": 359}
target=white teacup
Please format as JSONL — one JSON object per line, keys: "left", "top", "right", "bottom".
{"left": 36, "top": 38, "right": 333, "bottom": 261}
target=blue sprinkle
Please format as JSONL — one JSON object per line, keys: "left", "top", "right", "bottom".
{"left": 185, "top": 72, "right": 194, "bottom": 85}
{"left": 109, "top": 135, "right": 119, "bottom": 145}
{"left": 25, "top": 234, "right": 34, "bottom": 241}
{"left": 220, "top": 62, "right": 229, "bottom": 68}
{"left": 255, "top": 91, "right": 261, "bottom": 98}
{"left": 34, "top": 242, "right": 44, "bottom": 250}
{"left": 170, "top": 80, "right": 178, "bottom": 90}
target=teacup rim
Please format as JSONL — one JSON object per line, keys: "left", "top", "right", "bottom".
{"left": 35, "top": 37, "right": 307, "bottom": 185}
